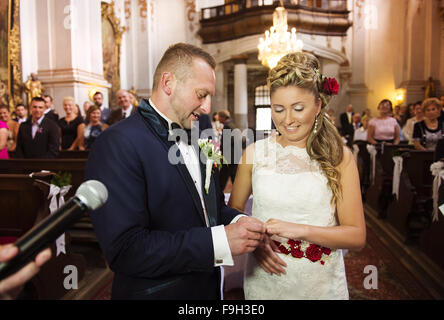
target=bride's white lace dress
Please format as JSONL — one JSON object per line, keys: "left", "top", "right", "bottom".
{"left": 244, "top": 136, "right": 349, "bottom": 300}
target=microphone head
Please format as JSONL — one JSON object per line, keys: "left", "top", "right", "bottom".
{"left": 75, "top": 180, "right": 108, "bottom": 210}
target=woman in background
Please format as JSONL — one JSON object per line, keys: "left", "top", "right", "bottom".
{"left": 83, "top": 105, "right": 107, "bottom": 149}
{"left": 0, "top": 105, "right": 19, "bottom": 152}
{"left": 412, "top": 98, "right": 443, "bottom": 151}
{"left": 58, "top": 96, "right": 85, "bottom": 150}
{"left": 367, "top": 99, "right": 400, "bottom": 145}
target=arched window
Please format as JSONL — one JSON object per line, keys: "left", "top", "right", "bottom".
{"left": 255, "top": 85, "right": 272, "bottom": 132}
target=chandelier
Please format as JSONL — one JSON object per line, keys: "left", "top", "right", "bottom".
{"left": 258, "top": 5, "right": 304, "bottom": 69}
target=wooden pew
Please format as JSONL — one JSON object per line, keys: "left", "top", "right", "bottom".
{"left": 353, "top": 141, "right": 371, "bottom": 201}
{"left": 0, "top": 173, "right": 87, "bottom": 299}
{"left": 419, "top": 166, "right": 444, "bottom": 270}
{"left": 0, "top": 173, "right": 52, "bottom": 238}
{"left": 364, "top": 144, "right": 414, "bottom": 218}
{"left": 0, "top": 158, "right": 97, "bottom": 246}
{"left": 386, "top": 150, "right": 434, "bottom": 243}
{"left": 0, "top": 158, "right": 87, "bottom": 199}
{"left": 58, "top": 150, "right": 89, "bottom": 159}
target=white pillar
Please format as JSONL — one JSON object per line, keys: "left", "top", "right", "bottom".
{"left": 32, "top": 0, "right": 110, "bottom": 117}
{"left": 233, "top": 56, "right": 248, "bottom": 130}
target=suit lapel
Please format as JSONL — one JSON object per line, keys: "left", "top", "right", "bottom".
{"left": 138, "top": 100, "right": 208, "bottom": 226}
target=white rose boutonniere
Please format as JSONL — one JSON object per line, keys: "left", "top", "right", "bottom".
{"left": 198, "top": 138, "right": 227, "bottom": 194}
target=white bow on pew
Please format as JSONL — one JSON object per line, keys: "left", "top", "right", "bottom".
{"left": 366, "top": 144, "right": 377, "bottom": 185}
{"left": 430, "top": 161, "right": 444, "bottom": 222}
{"left": 392, "top": 156, "right": 403, "bottom": 201}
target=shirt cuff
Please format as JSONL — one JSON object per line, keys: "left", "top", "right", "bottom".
{"left": 211, "top": 225, "right": 234, "bottom": 267}
{"left": 231, "top": 214, "right": 247, "bottom": 224}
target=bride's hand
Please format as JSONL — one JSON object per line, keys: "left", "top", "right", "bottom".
{"left": 265, "top": 218, "right": 306, "bottom": 240}
{"left": 253, "top": 235, "right": 287, "bottom": 276}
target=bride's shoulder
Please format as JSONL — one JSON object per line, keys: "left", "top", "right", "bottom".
{"left": 337, "top": 145, "right": 354, "bottom": 170}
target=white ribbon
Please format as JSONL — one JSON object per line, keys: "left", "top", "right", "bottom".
{"left": 205, "top": 159, "right": 214, "bottom": 194}
{"left": 47, "top": 184, "right": 72, "bottom": 256}
{"left": 392, "top": 156, "right": 403, "bottom": 201}
{"left": 352, "top": 144, "right": 359, "bottom": 164}
{"left": 367, "top": 144, "right": 377, "bottom": 185}
{"left": 430, "top": 161, "right": 444, "bottom": 222}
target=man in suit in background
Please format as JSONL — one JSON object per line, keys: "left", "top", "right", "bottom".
{"left": 106, "top": 89, "right": 137, "bottom": 126}
{"left": 15, "top": 97, "right": 60, "bottom": 158}
{"left": 13, "top": 104, "right": 28, "bottom": 124}
{"left": 340, "top": 104, "right": 354, "bottom": 147}
{"left": 42, "top": 94, "right": 59, "bottom": 123}
{"left": 218, "top": 109, "right": 241, "bottom": 191}
{"left": 85, "top": 43, "right": 264, "bottom": 300}
{"left": 93, "top": 91, "right": 111, "bottom": 124}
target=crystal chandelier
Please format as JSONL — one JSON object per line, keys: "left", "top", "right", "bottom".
{"left": 258, "top": 5, "right": 304, "bottom": 69}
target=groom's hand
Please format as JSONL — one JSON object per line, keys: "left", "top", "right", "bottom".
{"left": 225, "top": 216, "right": 265, "bottom": 256}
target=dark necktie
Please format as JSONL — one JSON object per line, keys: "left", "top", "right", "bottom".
{"left": 171, "top": 122, "right": 192, "bottom": 145}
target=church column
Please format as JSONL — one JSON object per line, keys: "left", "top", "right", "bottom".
{"left": 31, "top": 0, "right": 110, "bottom": 116}
{"left": 232, "top": 55, "right": 248, "bottom": 130}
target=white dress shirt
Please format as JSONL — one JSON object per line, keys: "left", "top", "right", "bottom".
{"left": 149, "top": 99, "right": 245, "bottom": 268}
{"left": 122, "top": 105, "right": 133, "bottom": 118}
{"left": 31, "top": 115, "right": 45, "bottom": 139}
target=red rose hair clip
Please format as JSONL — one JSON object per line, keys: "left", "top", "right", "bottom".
{"left": 321, "top": 77, "right": 339, "bottom": 95}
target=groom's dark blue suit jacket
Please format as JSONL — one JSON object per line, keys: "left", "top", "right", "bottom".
{"left": 85, "top": 100, "right": 240, "bottom": 299}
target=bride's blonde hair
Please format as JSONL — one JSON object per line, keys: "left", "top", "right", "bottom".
{"left": 267, "top": 52, "right": 344, "bottom": 203}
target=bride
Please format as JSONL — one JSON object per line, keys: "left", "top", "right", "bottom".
{"left": 228, "top": 52, "right": 366, "bottom": 300}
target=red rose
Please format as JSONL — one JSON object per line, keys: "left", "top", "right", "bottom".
{"left": 274, "top": 241, "right": 290, "bottom": 255}
{"left": 321, "top": 247, "right": 331, "bottom": 255}
{"left": 287, "top": 239, "right": 301, "bottom": 247}
{"left": 291, "top": 246, "right": 304, "bottom": 259}
{"left": 305, "top": 244, "right": 322, "bottom": 262}
{"left": 320, "top": 261, "right": 325, "bottom": 265}
{"left": 322, "top": 78, "right": 339, "bottom": 95}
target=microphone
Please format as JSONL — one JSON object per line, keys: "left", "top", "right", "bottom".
{"left": 0, "top": 180, "right": 108, "bottom": 280}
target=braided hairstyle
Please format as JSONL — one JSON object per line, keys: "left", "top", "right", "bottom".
{"left": 267, "top": 52, "right": 344, "bottom": 203}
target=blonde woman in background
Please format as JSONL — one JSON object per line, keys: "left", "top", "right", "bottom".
{"left": 58, "top": 96, "right": 85, "bottom": 150}
{"left": 412, "top": 98, "right": 443, "bottom": 151}
{"left": 229, "top": 52, "right": 366, "bottom": 300}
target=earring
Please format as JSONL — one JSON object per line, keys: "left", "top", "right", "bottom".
{"left": 313, "top": 116, "right": 319, "bottom": 134}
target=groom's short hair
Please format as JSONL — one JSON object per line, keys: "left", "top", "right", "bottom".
{"left": 152, "top": 43, "right": 216, "bottom": 90}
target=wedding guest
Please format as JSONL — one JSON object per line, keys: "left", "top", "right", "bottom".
{"left": 93, "top": 91, "right": 111, "bottom": 124}
{"left": 0, "top": 118, "right": 8, "bottom": 159}
{"left": 107, "top": 89, "right": 137, "bottom": 126}
{"left": 367, "top": 99, "right": 400, "bottom": 145}
{"left": 58, "top": 96, "right": 85, "bottom": 150}
{"left": 339, "top": 104, "right": 354, "bottom": 145}
{"left": 229, "top": 52, "right": 365, "bottom": 300}
{"left": 15, "top": 97, "right": 60, "bottom": 158}
{"left": 83, "top": 105, "right": 106, "bottom": 149}
{"left": 412, "top": 98, "right": 443, "bottom": 151}
{"left": 218, "top": 109, "right": 242, "bottom": 190}
{"left": 402, "top": 101, "right": 423, "bottom": 142}
{"left": 0, "top": 105, "right": 19, "bottom": 152}
{"left": 83, "top": 101, "right": 91, "bottom": 120}
{"left": 13, "top": 104, "right": 28, "bottom": 124}
{"left": 42, "top": 94, "right": 59, "bottom": 123}
{"left": 353, "top": 117, "right": 369, "bottom": 142}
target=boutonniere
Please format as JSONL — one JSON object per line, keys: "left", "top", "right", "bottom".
{"left": 37, "top": 126, "right": 43, "bottom": 134}
{"left": 198, "top": 138, "right": 227, "bottom": 194}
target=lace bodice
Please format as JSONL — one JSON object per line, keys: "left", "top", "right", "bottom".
{"left": 244, "top": 136, "right": 349, "bottom": 300}
{"left": 252, "top": 135, "right": 337, "bottom": 227}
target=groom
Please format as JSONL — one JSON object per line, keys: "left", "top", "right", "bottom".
{"left": 85, "top": 43, "right": 264, "bottom": 299}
